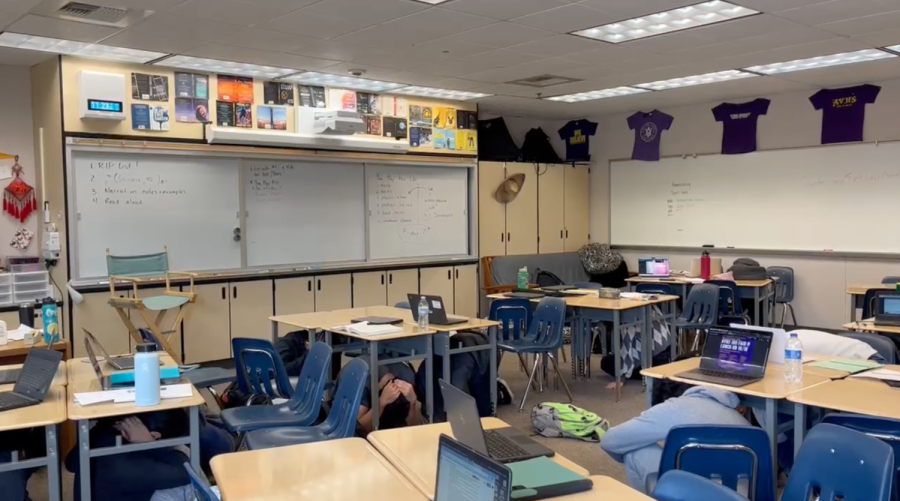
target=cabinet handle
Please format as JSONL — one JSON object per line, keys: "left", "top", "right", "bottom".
{"left": 566, "top": 229, "right": 569, "bottom": 238}
{"left": 389, "top": 274, "right": 393, "bottom": 285}
{"left": 501, "top": 233, "right": 504, "bottom": 242}
{"left": 447, "top": 270, "right": 451, "bottom": 280}
{"left": 455, "top": 269, "right": 459, "bottom": 279}
{"left": 507, "top": 232, "right": 511, "bottom": 241}
{"left": 221, "top": 287, "right": 225, "bottom": 300}
{"left": 560, "top": 230, "right": 563, "bottom": 239}
{"left": 233, "top": 286, "right": 237, "bottom": 299}
{"left": 381, "top": 274, "right": 385, "bottom": 285}
{"left": 317, "top": 279, "right": 321, "bottom": 291}
{"left": 308, "top": 280, "right": 312, "bottom": 292}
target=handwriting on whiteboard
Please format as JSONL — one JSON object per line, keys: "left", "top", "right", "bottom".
{"left": 85, "top": 161, "right": 180, "bottom": 206}
{"left": 801, "top": 170, "right": 900, "bottom": 188}
{"left": 372, "top": 176, "right": 455, "bottom": 244}
{"left": 247, "top": 163, "right": 295, "bottom": 202}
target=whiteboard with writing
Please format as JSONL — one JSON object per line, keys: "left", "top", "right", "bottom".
{"left": 244, "top": 160, "right": 365, "bottom": 266}
{"left": 367, "top": 165, "right": 468, "bottom": 259}
{"left": 611, "top": 141, "right": 900, "bottom": 252}
{"left": 73, "top": 151, "right": 241, "bottom": 278}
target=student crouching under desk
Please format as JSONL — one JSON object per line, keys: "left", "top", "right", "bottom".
{"left": 0, "top": 429, "right": 46, "bottom": 501}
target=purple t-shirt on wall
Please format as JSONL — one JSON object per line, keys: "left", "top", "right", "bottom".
{"left": 809, "top": 84, "right": 880, "bottom": 144}
{"left": 627, "top": 110, "right": 674, "bottom": 161}
{"left": 713, "top": 98, "right": 770, "bottom": 155}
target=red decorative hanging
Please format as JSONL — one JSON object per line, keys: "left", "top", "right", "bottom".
{"left": 3, "top": 157, "right": 36, "bottom": 223}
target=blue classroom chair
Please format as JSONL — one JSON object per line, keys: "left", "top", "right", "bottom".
{"left": 653, "top": 470, "right": 747, "bottom": 501}
{"left": 244, "top": 358, "right": 369, "bottom": 450}
{"left": 658, "top": 425, "right": 776, "bottom": 501}
{"left": 822, "top": 413, "right": 900, "bottom": 501}
{"left": 883, "top": 276, "right": 900, "bottom": 284}
{"left": 184, "top": 463, "right": 220, "bottom": 501}
{"left": 489, "top": 298, "right": 533, "bottom": 342}
{"left": 783, "top": 424, "right": 894, "bottom": 501}
{"left": 222, "top": 341, "right": 332, "bottom": 433}
{"left": 672, "top": 283, "right": 718, "bottom": 352}
{"left": 233, "top": 337, "right": 294, "bottom": 400}
{"left": 635, "top": 283, "right": 675, "bottom": 295}
{"left": 767, "top": 266, "right": 797, "bottom": 327}
{"left": 394, "top": 301, "right": 410, "bottom": 309}
{"left": 706, "top": 280, "right": 750, "bottom": 324}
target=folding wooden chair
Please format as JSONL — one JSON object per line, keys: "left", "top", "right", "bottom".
{"left": 106, "top": 247, "right": 197, "bottom": 361}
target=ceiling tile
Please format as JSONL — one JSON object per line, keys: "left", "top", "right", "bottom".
{"left": 730, "top": 0, "right": 833, "bottom": 13}
{"left": 767, "top": 56, "right": 900, "bottom": 86}
{"left": 852, "top": 26, "right": 900, "bottom": 47}
{"left": 0, "top": 0, "right": 43, "bottom": 32}
{"left": 417, "top": 49, "right": 541, "bottom": 77}
{"left": 0, "top": 46, "right": 54, "bottom": 67}
{"left": 131, "top": 13, "right": 240, "bottom": 44}
{"left": 775, "top": 0, "right": 900, "bottom": 25}
{"left": 334, "top": 8, "right": 495, "bottom": 48}
{"left": 557, "top": 43, "right": 650, "bottom": 65}
{"left": 465, "top": 57, "right": 583, "bottom": 83}
{"left": 511, "top": 4, "right": 622, "bottom": 33}
{"left": 422, "top": 77, "right": 486, "bottom": 90}
{"left": 445, "top": 22, "right": 554, "bottom": 49}
{"left": 348, "top": 46, "right": 440, "bottom": 70}
{"left": 440, "top": 0, "right": 567, "bottom": 20}
{"left": 6, "top": 15, "right": 122, "bottom": 43}
{"left": 468, "top": 82, "right": 547, "bottom": 98}
{"left": 715, "top": 37, "right": 874, "bottom": 68}
{"left": 505, "top": 34, "right": 604, "bottom": 57}
{"left": 670, "top": 26, "right": 839, "bottom": 61}
{"left": 29, "top": 0, "right": 188, "bottom": 14}
{"left": 300, "top": 0, "right": 427, "bottom": 26}
{"left": 410, "top": 38, "right": 492, "bottom": 59}
{"left": 578, "top": 0, "right": 703, "bottom": 19}
{"left": 183, "top": 43, "right": 338, "bottom": 71}
{"left": 315, "top": 62, "right": 416, "bottom": 83}
{"left": 817, "top": 10, "right": 900, "bottom": 36}
{"left": 236, "top": 0, "right": 321, "bottom": 12}
{"left": 168, "top": 0, "right": 289, "bottom": 26}
{"left": 625, "top": 15, "right": 801, "bottom": 54}
{"left": 215, "top": 28, "right": 318, "bottom": 52}
{"left": 262, "top": 11, "right": 374, "bottom": 39}
{"left": 287, "top": 40, "right": 382, "bottom": 61}
{"left": 101, "top": 29, "right": 199, "bottom": 54}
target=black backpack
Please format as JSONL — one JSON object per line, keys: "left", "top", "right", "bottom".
{"left": 521, "top": 127, "right": 561, "bottom": 163}
{"left": 729, "top": 258, "right": 767, "bottom": 280}
{"left": 534, "top": 268, "right": 565, "bottom": 287}
{"left": 477, "top": 117, "right": 522, "bottom": 161}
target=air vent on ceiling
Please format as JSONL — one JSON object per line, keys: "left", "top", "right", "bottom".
{"left": 506, "top": 75, "right": 583, "bottom": 88}
{"left": 49, "top": 2, "right": 153, "bottom": 28}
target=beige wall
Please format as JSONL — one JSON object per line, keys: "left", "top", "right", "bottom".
{"left": 0, "top": 65, "right": 37, "bottom": 260}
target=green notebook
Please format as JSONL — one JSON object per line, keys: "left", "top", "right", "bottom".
{"left": 808, "top": 359, "right": 884, "bottom": 374}
{"left": 508, "top": 456, "right": 593, "bottom": 500}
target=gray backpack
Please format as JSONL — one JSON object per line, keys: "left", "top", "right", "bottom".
{"left": 729, "top": 258, "right": 767, "bottom": 280}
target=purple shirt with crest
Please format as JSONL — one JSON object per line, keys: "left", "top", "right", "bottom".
{"left": 809, "top": 84, "right": 880, "bottom": 144}
{"left": 627, "top": 110, "right": 673, "bottom": 161}
{"left": 713, "top": 98, "right": 770, "bottom": 155}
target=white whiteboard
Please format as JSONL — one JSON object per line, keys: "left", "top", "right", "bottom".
{"left": 367, "top": 165, "right": 468, "bottom": 259}
{"left": 73, "top": 151, "right": 241, "bottom": 278}
{"left": 611, "top": 141, "right": 900, "bottom": 252}
{"left": 244, "top": 160, "right": 365, "bottom": 266}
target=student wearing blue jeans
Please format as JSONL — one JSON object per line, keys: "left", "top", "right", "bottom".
{"left": 0, "top": 450, "right": 32, "bottom": 501}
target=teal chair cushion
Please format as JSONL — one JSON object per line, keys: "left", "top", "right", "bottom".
{"left": 107, "top": 252, "right": 169, "bottom": 277}
{"left": 142, "top": 295, "right": 190, "bottom": 311}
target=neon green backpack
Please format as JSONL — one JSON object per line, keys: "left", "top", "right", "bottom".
{"left": 531, "top": 402, "right": 609, "bottom": 442}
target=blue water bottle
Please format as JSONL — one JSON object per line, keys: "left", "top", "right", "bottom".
{"left": 41, "top": 297, "right": 58, "bottom": 345}
{"left": 134, "top": 343, "right": 161, "bottom": 407}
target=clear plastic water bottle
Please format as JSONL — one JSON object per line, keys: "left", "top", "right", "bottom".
{"left": 785, "top": 332, "right": 803, "bottom": 383}
{"left": 417, "top": 296, "right": 430, "bottom": 331}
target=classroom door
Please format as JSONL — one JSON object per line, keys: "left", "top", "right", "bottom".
{"left": 182, "top": 283, "right": 231, "bottom": 364}
{"left": 538, "top": 163, "right": 565, "bottom": 254}
{"left": 453, "top": 265, "right": 478, "bottom": 317}
{"left": 478, "top": 161, "right": 507, "bottom": 257}
{"left": 353, "top": 271, "right": 387, "bottom": 307}
{"left": 504, "top": 163, "right": 538, "bottom": 255}
{"left": 315, "top": 274, "right": 352, "bottom": 312}
{"left": 387, "top": 269, "right": 419, "bottom": 307}
{"left": 274, "top": 277, "right": 315, "bottom": 316}
{"left": 230, "top": 281, "right": 274, "bottom": 343}
{"left": 420, "top": 267, "right": 455, "bottom": 312}
{"left": 72, "top": 291, "right": 131, "bottom": 358}
{"left": 564, "top": 166, "right": 590, "bottom": 251}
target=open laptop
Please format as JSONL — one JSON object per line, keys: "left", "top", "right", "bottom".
{"left": 675, "top": 326, "right": 773, "bottom": 388}
{"left": 638, "top": 258, "right": 670, "bottom": 278}
{"left": 875, "top": 295, "right": 900, "bottom": 326}
{"left": 440, "top": 379, "right": 555, "bottom": 463}
{"left": 83, "top": 328, "right": 138, "bottom": 370}
{"left": 0, "top": 348, "right": 63, "bottom": 412}
{"left": 0, "top": 336, "right": 54, "bottom": 385}
{"left": 408, "top": 294, "right": 468, "bottom": 326}
{"left": 436, "top": 434, "right": 512, "bottom": 501}
{"left": 731, "top": 324, "right": 789, "bottom": 364}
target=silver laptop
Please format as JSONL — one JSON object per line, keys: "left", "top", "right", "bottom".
{"left": 83, "top": 328, "right": 137, "bottom": 370}
{"left": 408, "top": 294, "right": 467, "bottom": 326}
{"left": 440, "top": 380, "right": 554, "bottom": 463}
{"left": 638, "top": 258, "right": 670, "bottom": 278}
{"left": 436, "top": 434, "right": 512, "bottom": 501}
{"left": 675, "top": 326, "right": 773, "bottom": 388}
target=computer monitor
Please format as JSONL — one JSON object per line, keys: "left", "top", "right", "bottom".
{"left": 435, "top": 434, "right": 511, "bottom": 501}
{"left": 638, "top": 258, "right": 670, "bottom": 277}
{"left": 699, "top": 326, "right": 772, "bottom": 377}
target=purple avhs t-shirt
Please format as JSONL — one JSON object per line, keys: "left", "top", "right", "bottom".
{"left": 712, "top": 98, "right": 770, "bottom": 155}
{"left": 627, "top": 110, "right": 673, "bottom": 161}
{"left": 809, "top": 84, "right": 880, "bottom": 144}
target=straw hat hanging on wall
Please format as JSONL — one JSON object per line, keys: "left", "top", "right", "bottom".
{"left": 494, "top": 173, "right": 525, "bottom": 204}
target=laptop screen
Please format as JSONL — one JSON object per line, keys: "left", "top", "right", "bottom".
{"left": 13, "top": 348, "right": 63, "bottom": 398}
{"left": 700, "top": 327, "right": 771, "bottom": 376}
{"left": 638, "top": 258, "right": 669, "bottom": 276}
{"left": 880, "top": 296, "right": 900, "bottom": 316}
{"left": 435, "top": 435, "right": 511, "bottom": 501}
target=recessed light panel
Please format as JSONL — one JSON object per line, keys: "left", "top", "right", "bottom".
{"left": 412, "top": 0, "right": 451, "bottom": 4}
{"left": 0, "top": 32, "right": 167, "bottom": 63}
{"left": 633, "top": 69, "right": 755, "bottom": 91}
{"left": 543, "top": 87, "right": 649, "bottom": 103}
{"left": 392, "top": 86, "right": 492, "bottom": 101}
{"left": 744, "top": 49, "right": 896, "bottom": 75}
{"left": 278, "top": 72, "right": 408, "bottom": 92}
{"left": 572, "top": 1, "right": 759, "bottom": 43}
{"left": 154, "top": 55, "right": 299, "bottom": 79}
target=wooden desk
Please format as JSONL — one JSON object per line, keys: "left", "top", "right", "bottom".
{"left": 846, "top": 284, "right": 894, "bottom": 322}
{"left": 211, "top": 437, "right": 426, "bottom": 501}
{"left": 627, "top": 277, "right": 776, "bottom": 327}
{"left": 563, "top": 476, "right": 654, "bottom": 500}
{"left": 0, "top": 385, "right": 67, "bottom": 501}
{"left": 0, "top": 339, "right": 69, "bottom": 364}
{"left": 367, "top": 418, "right": 589, "bottom": 500}
{"left": 1, "top": 361, "right": 67, "bottom": 386}
{"left": 843, "top": 319, "right": 900, "bottom": 336}
{"left": 66, "top": 354, "right": 180, "bottom": 385}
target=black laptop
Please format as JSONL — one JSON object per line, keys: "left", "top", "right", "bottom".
{"left": 675, "top": 326, "right": 772, "bottom": 388}
{"left": 440, "top": 379, "right": 555, "bottom": 463}
{"left": 435, "top": 434, "right": 512, "bottom": 501}
{"left": 875, "top": 295, "right": 900, "bottom": 326}
{"left": 407, "top": 294, "right": 467, "bottom": 326}
{"left": 0, "top": 348, "right": 63, "bottom": 412}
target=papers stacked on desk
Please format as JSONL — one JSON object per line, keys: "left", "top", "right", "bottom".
{"left": 74, "top": 384, "right": 194, "bottom": 406}
{"left": 809, "top": 359, "right": 883, "bottom": 374}
{"left": 850, "top": 368, "right": 900, "bottom": 382}
{"left": 341, "top": 321, "right": 404, "bottom": 337}
{"left": 8, "top": 325, "right": 41, "bottom": 341}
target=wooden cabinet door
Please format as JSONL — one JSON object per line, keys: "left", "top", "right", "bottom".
{"left": 420, "top": 267, "right": 455, "bottom": 312}
{"left": 274, "top": 277, "right": 315, "bottom": 316}
{"left": 315, "top": 274, "right": 352, "bottom": 312}
{"left": 538, "top": 163, "right": 565, "bottom": 254}
{"left": 564, "top": 166, "right": 591, "bottom": 251}
{"left": 387, "top": 269, "right": 419, "bottom": 307}
{"left": 183, "top": 283, "right": 231, "bottom": 364}
{"left": 230, "top": 281, "right": 274, "bottom": 344}
{"left": 353, "top": 271, "right": 387, "bottom": 307}
{"left": 453, "top": 265, "right": 478, "bottom": 317}
{"left": 72, "top": 291, "right": 131, "bottom": 358}
{"left": 478, "top": 161, "right": 507, "bottom": 257}
{"left": 504, "top": 162, "right": 538, "bottom": 255}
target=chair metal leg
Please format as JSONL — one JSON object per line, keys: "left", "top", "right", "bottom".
{"left": 548, "top": 353, "right": 573, "bottom": 403}
{"left": 788, "top": 304, "right": 797, "bottom": 327}
{"left": 519, "top": 355, "right": 542, "bottom": 412}
{"left": 779, "top": 304, "right": 787, "bottom": 329}
{"left": 560, "top": 344, "right": 568, "bottom": 363}
{"left": 690, "top": 330, "right": 700, "bottom": 352}
{"left": 517, "top": 353, "right": 539, "bottom": 391}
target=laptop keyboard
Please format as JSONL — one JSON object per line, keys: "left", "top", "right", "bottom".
{"left": 0, "top": 391, "right": 34, "bottom": 411}
{"left": 699, "top": 369, "right": 757, "bottom": 381}
{"left": 485, "top": 430, "right": 530, "bottom": 460}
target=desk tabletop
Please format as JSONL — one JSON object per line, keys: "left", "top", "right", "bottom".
{"left": 0, "top": 339, "right": 69, "bottom": 358}
{"left": 843, "top": 319, "right": 900, "bottom": 335}
{"left": 66, "top": 354, "right": 180, "bottom": 385}
{"left": 1, "top": 361, "right": 67, "bottom": 386}
{"left": 211, "top": 437, "right": 426, "bottom": 501}
{"left": 561, "top": 476, "right": 653, "bottom": 500}
{"left": 0, "top": 385, "right": 67, "bottom": 432}
{"left": 788, "top": 368, "right": 900, "bottom": 419}
{"left": 66, "top": 373, "right": 204, "bottom": 421}
{"left": 360, "top": 306, "right": 499, "bottom": 332}
{"left": 626, "top": 277, "right": 773, "bottom": 288}
{"left": 487, "top": 293, "right": 678, "bottom": 311}
{"left": 367, "top": 418, "right": 589, "bottom": 500}
{"left": 641, "top": 358, "right": 831, "bottom": 399}
{"left": 847, "top": 284, "right": 894, "bottom": 295}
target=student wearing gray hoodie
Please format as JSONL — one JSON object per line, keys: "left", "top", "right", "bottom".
{"left": 600, "top": 385, "right": 751, "bottom": 494}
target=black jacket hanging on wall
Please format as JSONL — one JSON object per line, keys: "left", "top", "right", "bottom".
{"left": 477, "top": 117, "right": 522, "bottom": 161}
{"left": 521, "top": 127, "right": 562, "bottom": 163}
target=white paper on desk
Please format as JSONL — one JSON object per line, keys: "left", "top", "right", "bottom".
{"left": 342, "top": 321, "right": 403, "bottom": 336}
{"left": 850, "top": 369, "right": 900, "bottom": 382}
{"left": 7, "top": 326, "right": 41, "bottom": 341}
{"left": 620, "top": 292, "right": 653, "bottom": 301}
{"left": 75, "top": 384, "right": 194, "bottom": 405}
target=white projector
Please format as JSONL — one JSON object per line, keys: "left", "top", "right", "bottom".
{"left": 298, "top": 108, "right": 365, "bottom": 135}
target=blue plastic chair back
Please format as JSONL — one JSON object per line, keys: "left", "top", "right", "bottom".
{"left": 883, "top": 276, "right": 900, "bottom": 284}
{"left": 184, "top": 463, "right": 219, "bottom": 501}
{"left": 822, "top": 413, "right": 900, "bottom": 501}
{"left": 528, "top": 297, "right": 567, "bottom": 348}
{"left": 321, "top": 358, "right": 369, "bottom": 439}
{"left": 864, "top": 290, "right": 900, "bottom": 319}
{"left": 573, "top": 281, "right": 603, "bottom": 290}
{"left": 678, "top": 283, "right": 719, "bottom": 325}
{"left": 766, "top": 267, "right": 794, "bottom": 303}
{"left": 233, "top": 337, "right": 294, "bottom": 399}
{"left": 706, "top": 280, "right": 744, "bottom": 317}
{"left": 839, "top": 332, "right": 897, "bottom": 364}
{"left": 107, "top": 250, "right": 169, "bottom": 277}
{"left": 489, "top": 298, "right": 533, "bottom": 341}
{"left": 636, "top": 283, "right": 674, "bottom": 295}
{"left": 394, "top": 301, "right": 411, "bottom": 309}
{"left": 653, "top": 470, "right": 748, "bottom": 501}
{"left": 784, "top": 423, "right": 894, "bottom": 501}
{"left": 659, "top": 425, "right": 776, "bottom": 501}
{"left": 288, "top": 341, "right": 332, "bottom": 411}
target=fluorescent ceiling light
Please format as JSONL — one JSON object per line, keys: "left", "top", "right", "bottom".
{"left": 412, "top": 0, "right": 451, "bottom": 4}
{"left": 633, "top": 69, "right": 755, "bottom": 91}
{"left": 543, "top": 86, "right": 649, "bottom": 103}
{"left": 278, "top": 72, "right": 408, "bottom": 92}
{"left": 744, "top": 49, "right": 896, "bottom": 75}
{"left": 154, "top": 55, "right": 298, "bottom": 79}
{"left": 392, "top": 86, "right": 492, "bottom": 101}
{"left": 572, "top": 1, "right": 759, "bottom": 43}
{"left": 0, "top": 32, "right": 167, "bottom": 63}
